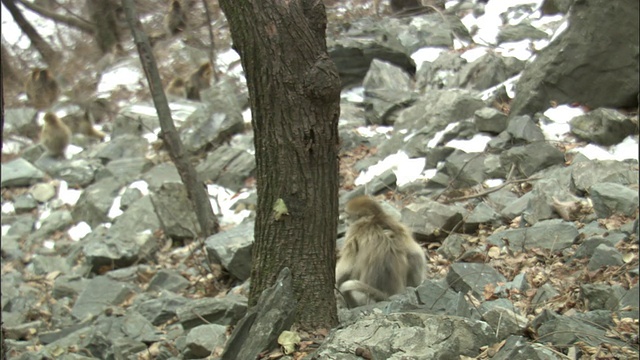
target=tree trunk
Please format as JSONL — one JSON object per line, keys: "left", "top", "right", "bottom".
{"left": 120, "top": 0, "right": 220, "bottom": 237}
{"left": 1, "top": 0, "right": 61, "bottom": 67}
{"left": 219, "top": 0, "right": 341, "bottom": 330}
{"left": 17, "top": 0, "right": 95, "bottom": 35}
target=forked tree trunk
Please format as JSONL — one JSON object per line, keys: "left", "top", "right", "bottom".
{"left": 219, "top": 0, "right": 341, "bottom": 330}
{"left": 1, "top": 0, "right": 61, "bottom": 67}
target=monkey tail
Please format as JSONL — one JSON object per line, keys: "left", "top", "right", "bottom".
{"left": 87, "top": 126, "right": 106, "bottom": 140}
{"left": 339, "top": 280, "right": 389, "bottom": 302}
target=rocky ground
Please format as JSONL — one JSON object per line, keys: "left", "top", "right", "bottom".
{"left": 1, "top": 0, "right": 638, "bottom": 359}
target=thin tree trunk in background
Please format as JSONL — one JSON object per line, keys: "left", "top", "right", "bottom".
{"left": 1, "top": 0, "right": 61, "bottom": 67}
{"left": 219, "top": 0, "right": 341, "bottom": 330}
{"left": 120, "top": 0, "right": 220, "bottom": 237}
{"left": 16, "top": 0, "right": 95, "bottom": 35}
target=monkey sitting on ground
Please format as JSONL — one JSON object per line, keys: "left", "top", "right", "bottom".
{"left": 185, "top": 62, "right": 213, "bottom": 101}
{"left": 25, "top": 68, "right": 60, "bottom": 110}
{"left": 41, "top": 112, "right": 72, "bottom": 158}
{"left": 164, "top": 0, "right": 187, "bottom": 35}
{"left": 62, "top": 111, "right": 106, "bottom": 140}
{"left": 166, "top": 77, "right": 188, "bottom": 98}
{"left": 336, "top": 196, "right": 427, "bottom": 308}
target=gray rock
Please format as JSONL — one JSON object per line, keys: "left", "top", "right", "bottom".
{"left": 142, "top": 162, "right": 182, "bottom": 191}
{"left": 443, "top": 151, "right": 488, "bottom": 187}
{"left": 475, "top": 107, "right": 508, "bottom": 134}
{"left": 87, "top": 134, "right": 149, "bottom": 163}
{"left": 395, "top": 89, "right": 485, "bottom": 130}
{"left": 492, "top": 335, "right": 564, "bottom": 360}
{"left": 119, "top": 187, "right": 143, "bottom": 211}
{"left": 134, "top": 291, "right": 188, "bottom": 326}
{"left": 150, "top": 182, "right": 200, "bottom": 240}
{"left": 185, "top": 324, "right": 227, "bottom": 358}
{"left": 589, "top": 182, "right": 639, "bottom": 218}
{"left": 314, "top": 312, "right": 496, "bottom": 359}
{"left": 588, "top": 244, "right": 624, "bottom": 271}
{"left": 72, "top": 176, "right": 124, "bottom": 228}
{"left": 1, "top": 158, "right": 45, "bottom": 188}
{"left": 456, "top": 52, "right": 524, "bottom": 91}
{"left": 510, "top": 0, "right": 639, "bottom": 115}
{"left": 504, "top": 115, "right": 545, "bottom": 144}
{"left": 487, "top": 219, "right": 578, "bottom": 252}
{"left": 71, "top": 276, "right": 137, "bottom": 320}
{"left": 465, "top": 202, "right": 503, "bottom": 231}
{"left": 447, "top": 263, "right": 507, "bottom": 298}
{"left": 177, "top": 295, "right": 247, "bottom": 330}
{"left": 571, "top": 160, "right": 638, "bottom": 193}
{"left": 195, "top": 145, "right": 255, "bottom": 192}
{"left": 103, "top": 157, "right": 153, "bottom": 183}
{"left": 497, "top": 23, "right": 549, "bottom": 43}
{"left": 45, "top": 159, "right": 104, "bottom": 187}
{"left": 501, "top": 142, "right": 565, "bottom": 177}
{"left": 531, "top": 283, "right": 560, "bottom": 307}
{"left": 83, "top": 196, "right": 160, "bottom": 272}
{"left": 13, "top": 194, "right": 38, "bottom": 213}
{"left": 221, "top": 268, "right": 296, "bottom": 360}
{"left": 52, "top": 275, "right": 90, "bottom": 299}
{"left": 29, "top": 182, "right": 57, "bottom": 202}
{"left": 437, "top": 234, "right": 466, "bottom": 261}
{"left": 26, "top": 210, "right": 73, "bottom": 245}
{"left": 148, "top": 269, "right": 189, "bottom": 293}
{"left": 570, "top": 108, "right": 638, "bottom": 146}
{"left": 205, "top": 221, "right": 254, "bottom": 281}
{"left": 180, "top": 103, "right": 244, "bottom": 155}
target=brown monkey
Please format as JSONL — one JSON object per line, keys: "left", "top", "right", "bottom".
{"left": 185, "top": 62, "right": 213, "bottom": 101}
{"left": 62, "top": 111, "right": 106, "bottom": 140}
{"left": 166, "top": 77, "right": 188, "bottom": 98}
{"left": 336, "top": 196, "right": 427, "bottom": 308}
{"left": 25, "top": 68, "right": 60, "bottom": 110}
{"left": 164, "top": 0, "right": 187, "bottom": 35}
{"left": 41, "top": 112, "right": 72, "bottom": 158}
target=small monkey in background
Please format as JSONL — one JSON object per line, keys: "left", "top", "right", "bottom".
{"left": 185, "top": 62, "right": 213, "bottom": 101}
{"left": 25, "top": 68, "right": 60, "bottom": 110}
{"left": 63, "top": 111, "right": 106, "bottom": 140}
{"left": 336, "top": 196, "right": 427, "bottom": 308}
{"left": 166, "top": 77, "right": 188, "bottom": 98}
{"left": 41, "top": 112, "right": 72, "bottom": 158}
{"left": 164, "top": 0, "right": 187, "bottom": 35}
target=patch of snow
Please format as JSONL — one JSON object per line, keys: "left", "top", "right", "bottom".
{"left": 445, "top": 134, "right": 492, "bottom": 153}
{"left": 207, "top": 185, "right": 253, "bottom": 226}
{"left": 355, "top": 151, "right": 426, "bottom": 187}
{"left": 68, "top": 222, "right": 92, "bottom": 241}
{"left": 58, "top": 181, "right": 82, "bottom": 206}
{"left": 461, "top": 47, "right": 489, "bottom": 63}
{"left": 341, "top": 87, "right": 365, "bottom": 103}
{"left": 412, "top": 47, "right": 446, "bottom": 71}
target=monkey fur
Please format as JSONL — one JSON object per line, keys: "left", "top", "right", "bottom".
{"left": 336, "top": 196, "right": 427, "bottom": 308}
{"left": 164, "top": 0, "right": 187, "bottom": 35}
{"left": 166, "top": 77, "right": 188, "bottom": 98}
{"left": 41, "top": 112, "right": 72, "bottom": 158}
{"left": 25, "top": 68, "right": 60, "bottom": 110}
{"left": 63, "top": 111, "right": 106, "bottom": 140}
{"left": 185, "top": 62, "right": 213, "bottom": 101}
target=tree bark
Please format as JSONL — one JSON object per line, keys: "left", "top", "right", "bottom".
{"left": 1, "top": 0, "right": 61, "bottom": 67}
{"left": 219, "top": 0, "right": 341, "bottom": 330}
{"left": 120, "top": 0, "right": 220, "bottom": 237}
{"left": 17, "top": 0, "right": 95, "bottom": 35}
